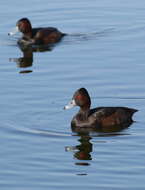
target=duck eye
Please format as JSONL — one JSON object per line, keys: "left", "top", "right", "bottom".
{"left": 76, "top": 95, "right": 82, "bottom": 100}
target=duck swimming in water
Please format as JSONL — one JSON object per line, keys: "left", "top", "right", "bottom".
{"left": 8, "top": 18, "right": 66, "bottom": 46}
{"left": 64, "top": 88, "right": 138, "bottom": 131}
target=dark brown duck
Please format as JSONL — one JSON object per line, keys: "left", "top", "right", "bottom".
{"left": 8, "top": 18, "right": 66, "bottom": 45}
{"left": 64, "top": 88, "right": 138, "bottom": 130}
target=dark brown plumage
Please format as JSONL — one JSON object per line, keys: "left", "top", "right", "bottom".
{"left": 11, "top": 18, "right": 66, "bottom": 45}
{"left": 64, "top": 88, "right": 138, "bottom": 131}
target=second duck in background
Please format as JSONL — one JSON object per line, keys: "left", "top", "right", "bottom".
{"left": 8, "top": 18, "right": 66, "bottom": 46}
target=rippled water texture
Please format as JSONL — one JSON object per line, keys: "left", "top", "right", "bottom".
{"left": 0, "top": 0, "right": 145, "bottom": 189}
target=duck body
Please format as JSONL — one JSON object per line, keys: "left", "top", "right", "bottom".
{"left": 21, "top": 27, "right": 65, "bottom": 45}
{"left": 64, "top": 88, "right": 138, "bottom": 131}
{"left": 9, "top": 18, "right": 66, "bottom": 46}
{"left": 71, "top": 106, "right": 137, "bottom": 129}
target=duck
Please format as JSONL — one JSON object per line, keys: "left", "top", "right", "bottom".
{"left": 64, "top": 88, "right": 138, "bottom": 131}
{"left": 8, "top": 18, "right": 66, "bottom": 45}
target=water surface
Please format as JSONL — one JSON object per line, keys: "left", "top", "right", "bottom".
{"left": 0, "top": 0, "right": 145, "bottom": 189}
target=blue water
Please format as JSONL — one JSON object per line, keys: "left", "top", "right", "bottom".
{"left": 0, "top": 0, "right": 145, "bottom": 189}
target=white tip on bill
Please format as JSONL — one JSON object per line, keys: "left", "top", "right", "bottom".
{"left": 64, "top": 99, "right": 76, "bottom": 110}
{"left": 8, "top": 26, "right": 19, "bottom": 36}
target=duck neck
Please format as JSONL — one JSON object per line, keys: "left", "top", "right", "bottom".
{"left": 23, "top": 31, "right": 32, "bottom": 39}
{"left": 77, "top": 107, "right": 90, "bottom": 122}
{"left": 23, "top": 23, "right": 33, "bottom": 39}
{"left": 79, "top": 105, "right": 90, "bottom": 117}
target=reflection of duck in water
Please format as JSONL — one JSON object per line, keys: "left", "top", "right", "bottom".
{"left": 8, "top": 18, "right": 66, "bottom": 47}
{"left": 9, "top": 41, "right": 54, "bottom": 74}
{"left": 64, "top": 88, "right": 138, "bottom": 133}
{"left": 74, "top": 135, "right": 92, "bottom": 161}
{"left": 9, "top": 47, "right": 33, "bottom": 74}
{"left": 66, "top": 119, "right": 133, "bottom": 165}
{"left": 66, "top": 134, "right": 92, "bottom": 163}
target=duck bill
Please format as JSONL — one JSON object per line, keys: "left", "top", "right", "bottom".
{"left": 8, "top": 26, "right": 19, "bottom": 36}
{"left": 64, "top": 99, "right": 76, "bottom": 110}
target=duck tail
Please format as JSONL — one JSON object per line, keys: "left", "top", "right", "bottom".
{"left": 131, "top": 108, "right": 138, "bottom": 113}
{"left": 62, "top": 33, "right": 67, "bottom": 37}
{"left": 127, "top": 108, "right": 138, "bottom": 117}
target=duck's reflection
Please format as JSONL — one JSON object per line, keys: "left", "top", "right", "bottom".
{"left": 9, "top": 44, "right": 53, "bottom": 74}
{"left": 66, "top": 121, "right": 133, "bottom": 166}
{"left": 65, "top": 134, "right": 92, "bottom": 170}
{"left": 73, "top": 134, "right": 92, "bottom": 161}
{"left": 9, "top": 48, "right": 33, "bottom": 73}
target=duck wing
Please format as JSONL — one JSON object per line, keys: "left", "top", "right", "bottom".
{"left": 89, "top": 107, "right": 137, "bottom": 124}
